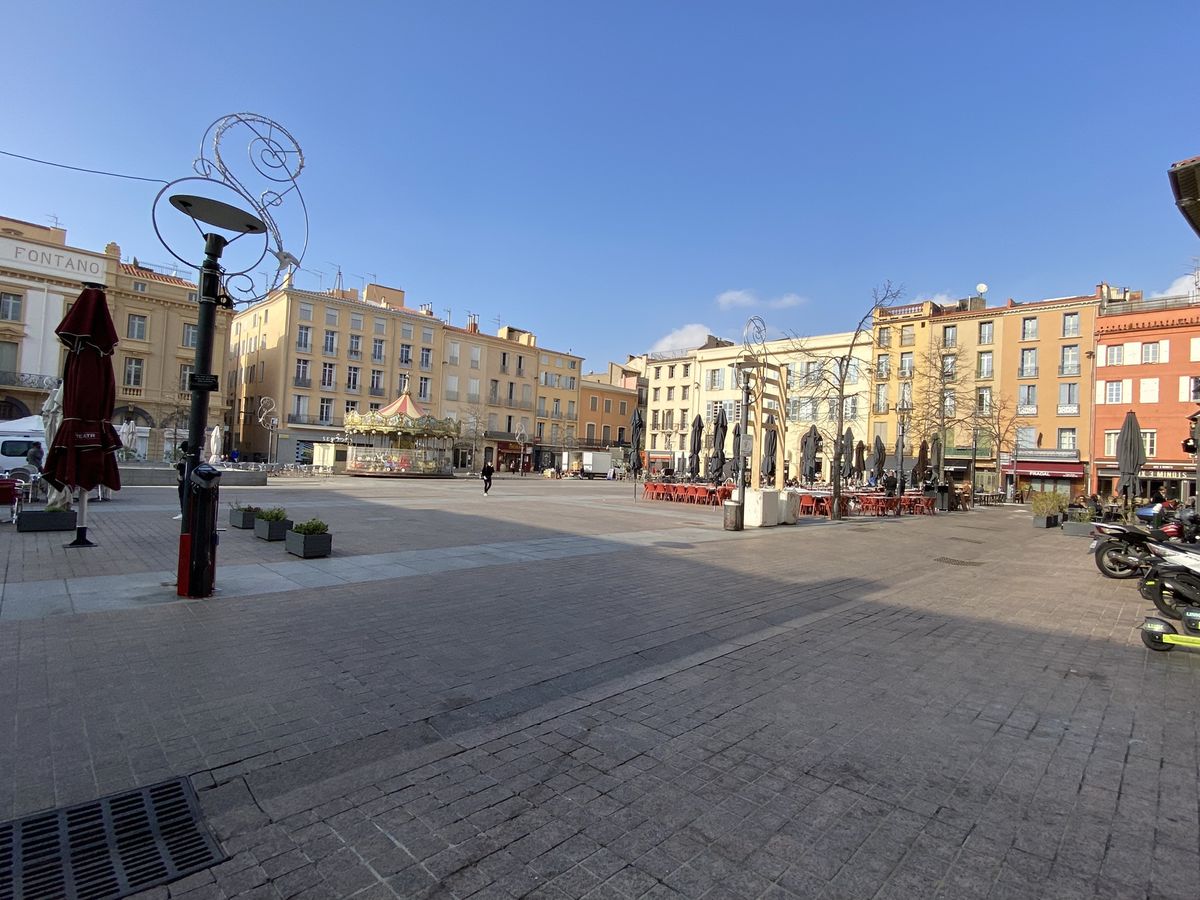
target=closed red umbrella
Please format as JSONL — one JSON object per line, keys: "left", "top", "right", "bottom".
{"left": 43, "top": 286, "right": 122, "bottom": 546}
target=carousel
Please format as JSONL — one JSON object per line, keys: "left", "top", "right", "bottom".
{"left": 343, "top": 391, "right": 459, "bottom": 477}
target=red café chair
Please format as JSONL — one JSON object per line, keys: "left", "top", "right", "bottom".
{"left": 0, "top": 479, "right": 21, "bottom": 524}
{"left": 798, "top": 494, "right": 816, "bottom": 516}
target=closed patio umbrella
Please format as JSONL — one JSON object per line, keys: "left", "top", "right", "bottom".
{"left": 802, "top": 424, "right": 821, "bottom": 483}
{"left": 207, "top": 424, "right": 223, "bottom": 464}
{"left": 731, "top": 422, "right": 742, "bottom": 482}
{"left": 629, "top": 406, "right": 644, "bottom": 499}
{"left": 931, "top": 435, "right": 943, "bottom": 479}
{"left": 854, "top": 440, "right": 867, "bottom": 480}
{"left": 762, "top": 414, "right": 778, "bottom": 482}
{"left": 840, "top": 426, "right": 855, "bottom": 481}
{"left": 1116, "top": 410, "right": 1145, "bottom": 509}
{"left": 710, "top": 405, "right": 727, "bottom": 484}
{"left": 873, "top": 435, "right": 886, "bottom": 481}
{"left": 43, "top": 285, "right": 122, "bottom": 547}
{"left": 688, "top": 414, "right": 703, "bottom": 481}
{"left": 915, "top": 440, "right": 929, "bottom": 485}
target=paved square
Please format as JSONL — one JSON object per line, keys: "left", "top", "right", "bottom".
{"left": 0, "top": 476, "right": 1193, "bottom": 898}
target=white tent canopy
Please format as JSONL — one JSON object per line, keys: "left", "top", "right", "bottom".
{"left": 0, "top": 415, "right": 45, "bottom": 434}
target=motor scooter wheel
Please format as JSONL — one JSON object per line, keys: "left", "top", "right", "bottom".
{"left": 1142, "top": 622, "right": 1176, "bottom": 651}
{"left": 1094, "top": 542, "right": 1144, "bottom": 579}
{"left": 1151, "top": 582, "right": 1185, "bottom": 620}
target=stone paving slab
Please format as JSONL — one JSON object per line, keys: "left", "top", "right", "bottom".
{"left": 2, "top": 481, "right": 1191, "bottom": 899}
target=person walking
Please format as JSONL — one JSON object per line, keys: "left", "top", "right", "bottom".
{"left": 174, "top": 441, "right": 189, "bottom": 520}
{"left": 481, "top": 460, "right": 494, "bottom": 495}
{"left": 25, "top": 441, "right": 43, "bottom": 472}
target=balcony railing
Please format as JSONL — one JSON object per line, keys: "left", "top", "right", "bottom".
{"left": 516, "top": 367, "right": 526, "bottom": 377}
{"left": 345, "top": 384, "right": 360, "bottom": 393}
{"left": 1057, "top": 403, "right": 1079, "bottom": 416}
{"left": 873, "top": 402, "right": 889, "bottom": 414}
{"left": 119, "top": 386, "right": 143, "bottom": 398}
{"left": 419, "top": 361, "right": 432, "bottom": 371}
{"left": 1018, "top": 366, "right": 1038, "bottom": 378}
{"left": 293, "top": 377, "right": 311, "bottom": 388}
{"left": 499, "top": 364, "right": 510, "bottom": 374}
{"left": 466, "top": 393, "right": 480, "bottom": 404}
{"left": 976, "top": 369, "right": 993, "bottom": 380}
{"left": 348, "top": 350, "right": 362, "bottom": 360}
{"left": 323, "top": 347, "right": 337, "bottom": 357}
{"left": 369, "top": 386, "right": 385, "bottom": 397}
{"left": 286, "top": 414, "right": 341, "bottom": 427}
{"left": 444, "top": 390, "right": 459, "bottom": 401}
{"left": 1058, "top": 364, "right": 1080, "bottom": 376}
{"left": 0, "top": 371, "right": 60, "bottom": 389}
{"left": 399, "top": 358, "right": 411, "bottom": 367}
{"left": 1017, "top": 404, "right": 1038, "bottom": 416}
{"left": 295, "top": 341, "right": 311, "bottom": 352}
{"left": 320, "top": 380, "right": 335, "bottom": 390}
{"left": 900, "top": 334, "right": 915, "bottom": 346}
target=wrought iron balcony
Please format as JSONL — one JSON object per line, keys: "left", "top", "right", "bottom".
{"left": 444, "top": 390, "right": 459, "bottom": 401}
{"left": 348, "top": 350, "right": 362, "bottom": 360}
{"left": 1058, "top": 364, "right": 1080, "bottom": 376}
{"left": 369, "top": 386, "right": 385, "bottom": 397}
{"left": 1017, "top": 404, "right": 1038, "bottom": 416}
{"left": 976, "top": 369, "right": 994, "bottom": 380}
{"left": 287, "top": 414, "right": 342, "bottom": 427}
{"left": 1018, "top": 366, "right": 1039, "bottom": 378}
{"left": 293, "top": 377, "right": 312, "bottom": 388}
{"left": 295, "top": 341, "right": 311, "bottom": 352}
{"left": 1057, "top": 403, "right": 1079, "bottom": 416}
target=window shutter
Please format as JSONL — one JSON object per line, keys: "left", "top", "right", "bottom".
{"left": 1191, "top": 337, "right": 1200, "bottom": 362}
{"left": 1095, "top": 380, "right": 1106, "bottom": 404}
{"left": 1139, "top": 378, "right": 1159, "bottom": 404}
{"left": 1181, "top": 376, "right": 1193, "bottom": 402}
{"left": 1096, "top": 344, "right": 1106, "bottom": 367}
{"left": 1160, "top": 339, "right": 1170, "bottom": 363}
{"left": 1121, "top": 379, "right": 1133, "bottom": 403}
{"left": 1123, "top": 342, "right": 1141, "bottom": 361}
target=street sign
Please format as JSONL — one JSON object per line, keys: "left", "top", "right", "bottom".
{"left": 740, "top": 436, "right": 754, "bottom": 455}
{"left": 188, "top": 373, "right": 219, "bottom": 392}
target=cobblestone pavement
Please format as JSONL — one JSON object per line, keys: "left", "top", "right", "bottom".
{"left": 0, "top": 478, "right": 1194, "bottom": 899}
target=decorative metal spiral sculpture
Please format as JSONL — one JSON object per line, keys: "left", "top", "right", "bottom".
{"left": 153, "top": 113, "right": 308, "bottom": 305}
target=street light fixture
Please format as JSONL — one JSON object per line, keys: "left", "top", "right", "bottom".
{"left": 1168, "top": 155, "right": 1200, "bottom": 239}
{"left": 897, "top": 397, "right": 913, "bottom": 513}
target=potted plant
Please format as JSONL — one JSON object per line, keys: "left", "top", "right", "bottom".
{"left": 286, "top": 517, "right": 331, "bottom": 558}
{"left": 1030, "top": 491, "right": 1068, "bottom": 528}
{"left": 229, "top": 500, "right": 261, "bottom": 529}
{"left": 1061, "top": 506, "right": 1098, "bottom": 537}
{"left": 253, "top": 506, "right": 292, "bottom": 541}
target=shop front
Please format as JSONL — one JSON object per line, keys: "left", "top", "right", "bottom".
{"left": 1003, "top": 458, "right": 1086, "bottom": 497}
{"left": 1095, "top": 463, "right": 1196, "bottom": 502}
{"left": 646, "top": 450, "right": 673, "bottom": 475}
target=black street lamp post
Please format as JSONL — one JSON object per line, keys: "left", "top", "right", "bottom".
{"left": 897, "top": 398, "right": 912, "bottom": 515}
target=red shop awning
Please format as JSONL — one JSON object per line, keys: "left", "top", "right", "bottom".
{"left": 1009, "top": 461, "right": 1085, "bottom": 478}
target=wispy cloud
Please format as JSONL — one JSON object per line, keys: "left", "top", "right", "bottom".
{"left": 1151, "top": 273, "right": 1199, "bottom": 298}
{"left": 651, "top": 323, "right": 712, "bottom": 352}
{"left": 714, "top": 289, "right": 808, "bottom": 311}
{"left": 716, "top": 289, "right": 757, "bottom": 310}
{"left": 915, "top": 291, "right": 955, "bottom": 305}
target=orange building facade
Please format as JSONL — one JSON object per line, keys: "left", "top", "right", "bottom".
{"left": 1092, "top": 291, "right": 1200, "bottom": 500}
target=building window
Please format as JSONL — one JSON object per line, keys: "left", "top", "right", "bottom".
{"left": 348, "top": 334, "right": 361, "bottom": 357}
{"left": 321, "top": 362, "right": 335, "bottom": 388}
{"left": 602, "top": 425, "right": 611, "bottom": 443}
{"left": 401, "top": 323, "right": 413, "bottom": 340}
{"left": 372, "top": 338, "right": 385, "bottom": 362}
{"left": 604, "top": 398, "right": 612, "bottom": 413}
{"left": 1018, "top": 384, "right": 1037, "bottom": 408}
{"left": 666, "top": 387, "right": 674, "bottom": 401}
{"left": 350, "top": 313, "right": 363, "bottom": 331}
{"left": 1142, "top": 342, "right": 1160, "bottom": 364}
{"left": 1104, "top": 430, "right": 1119, "bottom": 457}
{"left": 296, "top": 325, "right": 312, "bottom": 351}
{"left": 295, "top": 358, "right": 310, "bottom": 381}
{"left": 877, "top": 327, "right": 891, "bottom": 347}
{"left": 398, "top": 373, "right": 409, "bottom": 393}
{"left": 127, "top": 314, "right": 147, "bottom": 340}
{"left": 620, "top": 401, "right": 627, "bottom": 415}
{"left": 900, "top": 325, "right": 914, "bottom": 346}
{"left": 346, "top": 366, "right": 360, "bottom": 390}
{"left": 447, "top": 341, "right": 460, "bottom": 365}
{"left": 299, "top": 302, "right": 313, "bottom": 321}
{"left": 420, "top": 347, "right": 432, "bottom": 369}
{"left": 132, "top": 281, "right": 148, "bottom": 293}
{"left": 345, "top": 400, "right": 358, "bottom": 414}
{"left": 371, "top": 369, "right": 384, "bottom": 391}
{"left": 123, "top": 357, "right": 144, "bottom": 387}
{"left": 1059, "top": 382, "right": 1079, "bottom": 408}
{"left": 187, "top": 291, "right": 198, "bottom": 302}
{"left": 319, "top": 397, "right": 333, "bottom": 422}
{"left": 942, "top": 325, "right": 957, "bottom": 348}
{"left": 977, "top": 351, "right": 993, "bottom": 378}
{"left": 1062, "top": 312, "right": 1080, "bottom": 338}
{"left": 470, "top": 345, "right": 481, "bottom": 369}
{"left": 668, "top": 365, "right": 676, "bottom": 378}
{"left": 0, "top": 292, "right": 23, "bottom": 321}
{"left": 1143, "top": 431, "right": 1157, "bottom": 458}
{"left": 654, "top": 366, "right": 661, "bottom": 380}
{"left": 874, "top": 383, "right": 889, "bottom": 414}
{"left": 1057, "top": 428, "right": 1077, "bottom": 450}
{"left": 899, "top": 353, "right": 913, "bottom": 377}
{"left": 681, "top": 385, "right": 690, "bottom": 401}
{"left": 1106, "top": 345, "right": 1123, "bottom": 366}
{"left": 323, "top": 330, "right": 337, "bottom": 354}
{"left": 421, "top": 327, "right": 433, "bottom": 344}
{"left": 418, "top": 376, "right": 431, "bottom": 400}
{"left": 1060, "top": 345, "right": 1079, "bottom": 375}
{"left": 941, "top": 356, "right": 956, "bottom": 379}
{"left": 399, "top": 344, "right": 412, "bottom": 365}
{"left": 976, "top": 387, "right": 992, "bottom": 413}
{"left": 325, "top": 308, "right": 338, "bottom": 326}
{"left": 652, "top": 387, "right": 660, "bottom": 401}
{"left": 978, "top": 321, "right": 993, "bottom": 345}
{"left": 1019, "top": 348, "right": 1037, "bottom": 377}
{"left": 589, "top": 396, "right": 598, "bottom": 411}
{"left": 182, "top": 323, "right": 198, "bottom": 348}
{"left": 374, "top": 317, "right": 386, "bottom": 335}
{"left": 1105, "top": 381, "right": 1123, "bottom": 404}
{"left": 1021, "top": 317, "right": 1038, "bottom": 340}
{"left": 179, "top": 364, "right": 194, "bottom": 392}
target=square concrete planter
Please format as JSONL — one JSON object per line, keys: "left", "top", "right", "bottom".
{"left": 745, "top": 489, "right": 780, "bottom": 528}
{"left": 254, "top": 518, "right": 292, "bottom": 541}
{"left": 1061, "top": 520, "right": 1096, "bottom": 537}
{"left": 17, "top": 509, "right": 77, "bottom": 532}
{"left": 1032, "top": 514, "right": 1060, "bottom": 529}
{"left": 778, "top": 491, "right": 800, "bottom": 525}
{"left": 286, "top": 530, "right": 332, "bottom": 558}
{"left": 229, "top": 508, "right": 259, "bottom": 529}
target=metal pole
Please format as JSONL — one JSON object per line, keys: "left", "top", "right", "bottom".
{"left": 181, "top": 232, "right": 226, "bottom": 571}
{"left": 897, "top": 418, "right": 906, "bottom": 516}
{"left": 736, "top": 368, "right": 750, "bottom": 505}
{"left": 1193, "top": 414, "right": 1200, "bottom": 506}
{"left": 971, "top": 429, "right": 978, "bottom": 494}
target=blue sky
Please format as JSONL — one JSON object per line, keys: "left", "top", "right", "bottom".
{"left": 4, "top": 2, "right": 1198, "bottom": 370}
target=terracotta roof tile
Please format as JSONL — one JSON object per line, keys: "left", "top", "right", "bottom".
{"left": 121, "top": 263, "right": 195, "bottom": 288}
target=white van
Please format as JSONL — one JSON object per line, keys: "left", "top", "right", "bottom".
{"left": 0, "top": 415, "right": 46, "bottom": 473}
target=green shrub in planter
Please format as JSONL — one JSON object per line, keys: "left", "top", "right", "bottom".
{"left": 254, "top": 507, "right": 292, "bottom": 541}
{"left": 229, "top": 500, "right": 261, "bottom": 529}
{"left": 286, "top": 518, "right": 331, "bottom": 558}
{"left": 1029, "top": 491, "right": 1069, "bottom": 528}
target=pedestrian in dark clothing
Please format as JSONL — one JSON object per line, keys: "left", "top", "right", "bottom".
{"left": 25, "top": 441, "right": 43, "bottom": 471}
{"left": 883, "top": 471, "right": 898, "bottom": 497}
{"left": 175, "top": 442, "right": 190, "bottom": 519}
{"left": 481, "top": 462, "right": 494, "bottom": 495}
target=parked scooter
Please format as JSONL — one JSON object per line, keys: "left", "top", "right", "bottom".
{"left": 1142, "top": 609, "right": 1200, "bottom": 651}
{"left": 1138, "top": 559, "right": 1200, "bottom": 619}
{"left": 1134, "top": 504, "right": 1199, "bottom": 542}
{"left": 1090, "top": 521, "right": 1200, "bottom": 579}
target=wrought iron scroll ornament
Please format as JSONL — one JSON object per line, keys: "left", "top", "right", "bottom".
{"left": 152, "top": 113, "right": 307, "bottom": 306}
{"left": 742, "top": 315, "right": 770, "bottom": 404}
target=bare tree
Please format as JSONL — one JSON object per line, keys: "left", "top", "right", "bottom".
{"left": 778, "top": 281, "right": 904, "bottom": 519}
{"left": 972, "top": 391, "right": 1030, "bottom": 492}
{"left": 460, "top": 402, "right": 488, "bottom": 474}
{"left": 903, "top": 339, "right": 979, "bottom": 479}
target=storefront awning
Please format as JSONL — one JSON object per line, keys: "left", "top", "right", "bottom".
{"left": 1011, "top": 461, "right": 1085, "bottom": 478}
{"left": 647, "top": 451, "right": 673, "bottom": 460}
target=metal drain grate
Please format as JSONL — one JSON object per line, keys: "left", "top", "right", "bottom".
{"left": 934, "top": 556, "right": 984, "bottom": 567}
{"left": 0, "top": 777, "right": 225, "bottom": 900}
{"left": 947, "top": 536, "right": 985, "bottom": 545}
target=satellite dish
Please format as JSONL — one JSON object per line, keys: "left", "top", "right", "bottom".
{"left": 976, "top": 283, "right": 989, "bottom": 296}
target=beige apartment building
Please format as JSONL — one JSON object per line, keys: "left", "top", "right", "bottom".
{"left": 578, "top": 378, "right": 638, "bottom": 450}
{"left": 870, "top": 288, "right": 1100, "bottom": 492}
{"left": 439, "top": 319, "right": 540, "bottom": 473}
{"left": 228, "top": 278, "right": 444, "bottom": 463}
{"left": 533, "top": 345, "right": 584, "bottom": 471}
{"left": 0, "top": 214, "right": 231, "bottom": 459}
{"left": 694, "top": 332, "right": 872, "bottom": 482}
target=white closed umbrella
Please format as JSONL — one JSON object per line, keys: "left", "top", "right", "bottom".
{"left": 119, "top": 419, "right": 137, "bottom": 460}
{"left": 40, "top": 384, "right": 73, "bottom": 511}
{"left": 207, "top": 425, "right": 223, "bottom": 464}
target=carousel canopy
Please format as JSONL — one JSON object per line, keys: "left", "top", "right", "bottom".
{"left": 344, "top": 390, "right": 461, "bottom": 438}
